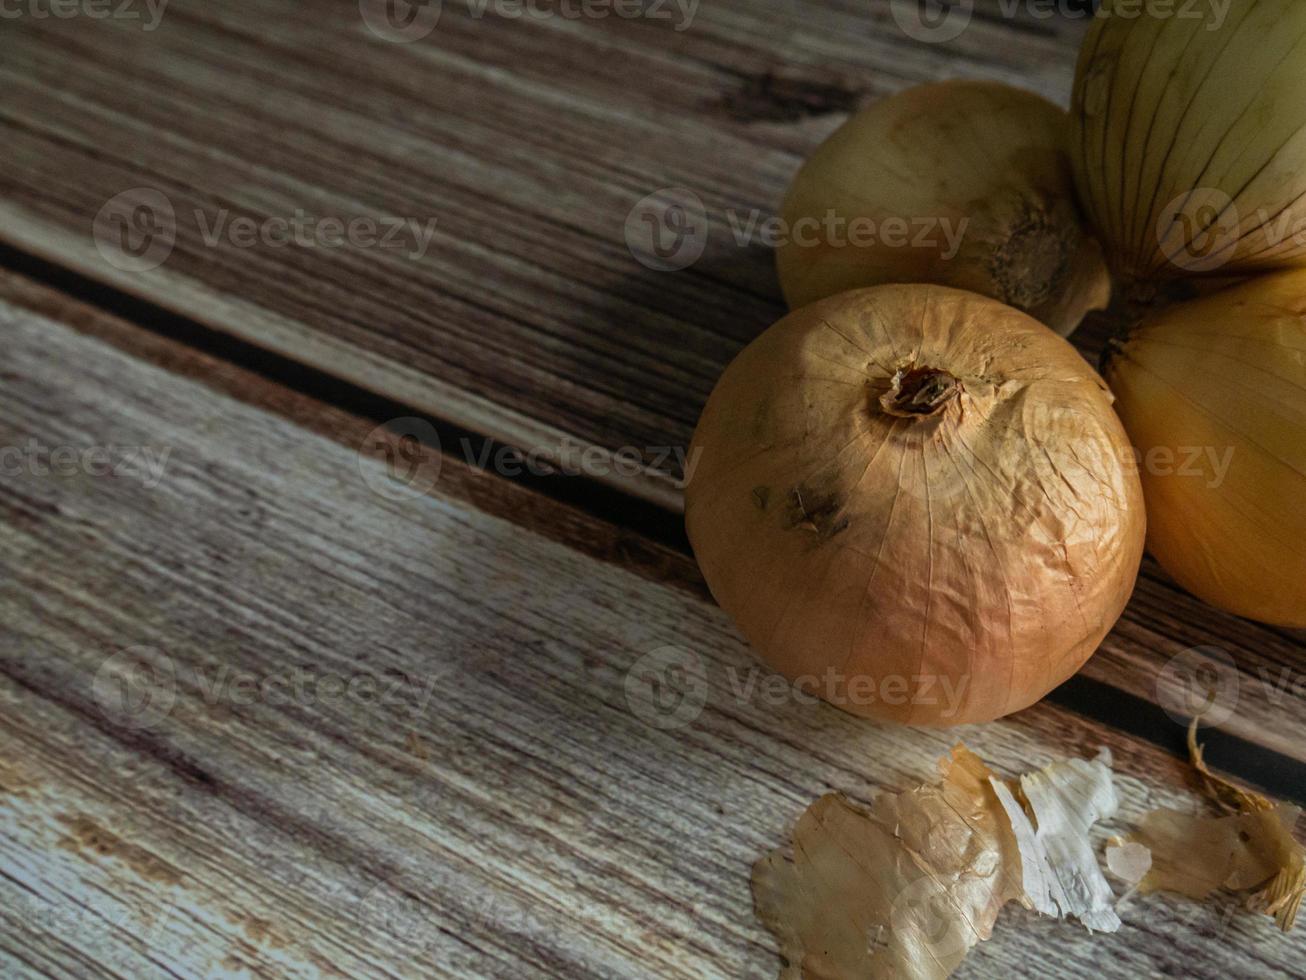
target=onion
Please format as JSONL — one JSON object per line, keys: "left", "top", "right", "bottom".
{"left": 685, "top": 285, "right": 1146, "bottom": 726}
{"left": 776, "top": 80, "right": 1110, "bottom": 337}
{"left": 1104, "top": 270, "right": 1306, "bottom": 627}
{"left": 1070, "top": 0, "right": 1306, "bottom": 280}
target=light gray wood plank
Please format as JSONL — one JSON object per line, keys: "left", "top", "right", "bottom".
{"left": 2, "top": 1, "right": 1301, "bottom": 764}
{"left": 1, "top": 275, "right": 1302, "bottom": 978}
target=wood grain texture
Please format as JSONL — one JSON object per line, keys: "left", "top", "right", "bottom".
{"left": 0, "top": 0, "right": 1088, "bottom": 507}
{"left": 2, "top": 276, "right": 1304, "bottom": 978}
{"left": 0, "top": 0, "right": 1301, "bottom": 768}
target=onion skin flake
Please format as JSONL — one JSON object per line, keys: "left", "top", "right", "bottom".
{"left": 752, "top": 745, "right": 1130, "bottom": 979}
{"left": 751, "top": 746, "right": 1024, "bottom": 980}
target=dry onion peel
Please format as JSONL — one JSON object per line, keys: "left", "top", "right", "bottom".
{"left": 754, "top": 745, "right": 1122, "bottom": 979}
{"left": 778, "top": 80, "right": 1110, "bottom": 336}
{"left": 1106, "top": 720, "right": 1304, "bottom": 932}
{"left": 989, "top": 749, "right": 1122, "bottom": 932}
{"left": 686, "top": 285, "right": 1146, "bottom": 725}
{"left": 752, "top": 746, "right": 1023, "bottom": 980}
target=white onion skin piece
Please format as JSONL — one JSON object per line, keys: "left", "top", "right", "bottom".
{"left": 777, "top": 80, "right": 1110, "bottom": 337}
{"left": 1071, "top": 0, "right": 1306, "bottom": 281}
{"left": 1106, "top": 271, "right": 1306, "bottom": 627}
{"left": 685, "top": 285, "right": 1146, "bottom": 726}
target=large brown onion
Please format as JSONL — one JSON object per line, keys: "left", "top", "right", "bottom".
{"left": 685, "top": 285, "right": 1146, "bottom": 725}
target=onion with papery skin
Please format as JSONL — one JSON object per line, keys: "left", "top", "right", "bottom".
{"left": 685, "top": 285, "right": 1146, "bottom": 726}
{"left": 1071, "top": 0, "right": 1306, "bottom": 281}
{"left": 776, "top": 80, "right": 1110, "bottom": 337}
{"left": 1104, "top": 270, "right": 1306, "bottom": 627}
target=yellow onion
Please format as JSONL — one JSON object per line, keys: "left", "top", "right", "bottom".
{"left": 1071, "top": 0, "right": 1306, "bottom": 280}
{"left": 1105, "top": 270, "right": 1306, "bottom": 627}
{"left": 776, "top": 80, "right": 1110, "bottom": 337}
{"left": 685, "top": 285, "right": 1146, "bottom": 726}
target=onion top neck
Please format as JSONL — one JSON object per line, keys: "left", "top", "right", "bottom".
{"left": 879, "top": 366, "right": 962, "bottom": 419}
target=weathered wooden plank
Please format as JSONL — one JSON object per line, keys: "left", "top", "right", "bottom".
{"left": 3, "top": 0, "right": 1300, "bottom": 762}
{"left": 0, "top": 0, "right": 1089, "bottom": 507}
{"left": 1, "top": 274, "right": 1303, "bottom": 978}
{"left": 7, "top": 252, "right": 1302, "bottom": 779}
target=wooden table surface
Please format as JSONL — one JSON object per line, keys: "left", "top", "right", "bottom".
{"left": 1, "top": 2, "right": 1302, "bottom": 977}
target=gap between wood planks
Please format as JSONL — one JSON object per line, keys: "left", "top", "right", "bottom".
{"left": 0, "top": 249, "right": 1302, "bottom": 808}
